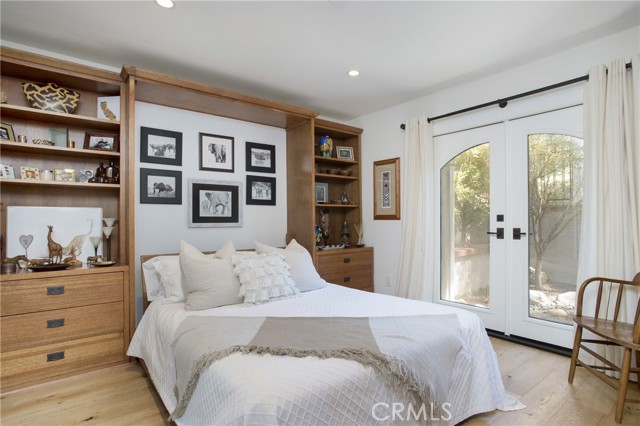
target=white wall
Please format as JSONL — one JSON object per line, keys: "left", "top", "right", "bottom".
{"left": 348, "top": 26, "right": 639, "bottom": 296}
{"left": 134, "top": 102, "right": 287, "bottom": 317}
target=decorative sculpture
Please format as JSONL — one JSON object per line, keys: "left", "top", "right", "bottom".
{"left": 46, "top": 225, "right": 63, "bottom": 264}
{"left": 340, "top": 221, "right": 350, "bottom": 246}
{"left": 353, "top": 223, "right": 364, "bottom": 247}
{"left": 63, "top": 246, "right": 82, "bottom": 267}
{"left": 320, "top": 208, "right": 330, "bottom": 246}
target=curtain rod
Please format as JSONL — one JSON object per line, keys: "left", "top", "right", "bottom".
{"left": 400, "top": 62, "right": 632, "bottom": 129}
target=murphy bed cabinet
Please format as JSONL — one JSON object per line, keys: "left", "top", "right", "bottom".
{"left": 0, "top": 47, "right": 133, "bottom": 392}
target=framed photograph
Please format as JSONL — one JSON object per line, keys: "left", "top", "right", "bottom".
{"left": 189, "top": 179, "right": 242, "bottom": 227}
{"left": 140, "top": 168, "right": 182, "bottom": 205}
{"left": 140, "top": 126, "right": 182, "bottom": 166}
{"left": 199, "top": 133, "right": 234, "bottom": 173}
{"left": 246, "top": 175, "right": 276, "bottom": 206}
{"left": 20, "top": 166, "right": 40, "bottom": 180}
{"left": 78, "top": 169, "right": 94, "bottom": 183}
{"left": 315, "top": 182, "right": 329, "bottom": 204}
{"left": 84, "top": 132, "right": 119, "bottom": 152}
{"left": 336, "top": 146, "right": 354, "bottom": 161}
{"left": 245, "top": 142, "right": 275, "bottom": 173}
{"left": 0, "top": 164, "right": 15, "bottom": 179}
{"left": 54, "top": 168, "right": 77, "bottom": 182}
{"left": 374, "top": 157, "right": 400, "bottom": 220}
{"left": 0, "top": 123, "right": 16, "bottom": 141}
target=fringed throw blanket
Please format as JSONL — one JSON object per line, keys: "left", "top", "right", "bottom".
{"left": 169, "top": 315, "right": 463, "bottom": 420}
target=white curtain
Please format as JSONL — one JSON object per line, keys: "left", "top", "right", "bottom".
{"left": 578, "top": 54, "right": 640, "bottom": 378}
{"left": 395, "top": 117, "right": 435, "bottom": 301}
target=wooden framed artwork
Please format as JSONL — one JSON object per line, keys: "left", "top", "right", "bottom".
{"left": 245, "top": 142, "right": 275, "bottom": 173}
{"left": 246, "top": 175, "right": 276, "bottom": 206}
{"left": 373, "top": 157, "right": 400, "bottom": 220}
{"left": 140, "top": 168, "right": 182, "bottom": 205}
{"left": 0, "top": 123, "right": 15, "bottom": 141}
{"left": 315, "top": 182, "right": 329, "bottom": 203}
{"left": 84, "top": 132, "right": 118, "bottom": 152}
{"left": 199, "top": 133, "right": 234, "bottom": 173}
{"left": 336, "top": 146, "right": 354, "bottom": 161}
{"left": 189, "top": 179, "right": 242, "bottom": 227}
{"left": 140, "top": 126, "right": 182, "bottom": 166}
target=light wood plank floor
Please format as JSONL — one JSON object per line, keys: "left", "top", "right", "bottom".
{"left": 1, "top": 338, "right": 639, "bottom": 425}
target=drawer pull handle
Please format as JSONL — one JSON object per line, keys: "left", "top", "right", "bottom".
{"left": 47, "top": 286, "right": 65, "bottom": 296}
{"left": 47, "top": 318, "right": 65, "bottom": 328}
{"left": 343, "top": 276, "right": 351, "bottom": 283}
{"left": 343, "top": 258, "right": 351, "bottom": 264}
{"left": 47, "top": 351, "right": 65, "bottom": 362}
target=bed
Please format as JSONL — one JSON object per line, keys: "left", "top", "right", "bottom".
{"left": 128, "top": 241, "right": 523, "bottom": 425}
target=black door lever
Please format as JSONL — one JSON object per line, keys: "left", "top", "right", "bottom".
{"left": 513, "top": 228, "right": 528, "bottom": 240}
{"left": 486, "top": 228, "right": 504, "bottom": 239}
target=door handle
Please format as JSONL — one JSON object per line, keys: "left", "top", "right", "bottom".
{"left": 513, "top": 228, "right": 528, "bottom": 240}
{"left": 486, "top": 228, "right": 504, "bottom": 239}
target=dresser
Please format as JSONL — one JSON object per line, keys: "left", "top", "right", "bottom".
{"left": 0, "top": 267, "right": 130, "bottom": 392}
{"left": 315, "top": 247, "right": 374, "bottom": 292}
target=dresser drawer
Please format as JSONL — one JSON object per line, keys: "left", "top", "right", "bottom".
{"left": 316, "top": 249, "right": 373, "bottom": 275}
{"left": 322, "top": 269, "right": 373, "bottom": 291}
{"left": 1, "top": 332, "right": 124, "bottom": 391}
{"left": 1, "top": 302, "right": 123, "bottom": 352}
{"left": 1, "top": 272, "right": 123, "bottom": 316}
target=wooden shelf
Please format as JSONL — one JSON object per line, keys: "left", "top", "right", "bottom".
{"left": 314, "top": 156, "right": 358, "bottom": 165}
{"left": 314, "top": 173, "right": 358, "bottom": 181}
{"left": 315, "top": 203, "right": 359, "bottom": 208}
{"left": 0, "top": 140, "right": 120, "bottom": 159}
{"left": 0, "top": 178, "right": 119, "bottom": 190}
{"left": 0, "top": 104, "right": 120, "bottom": 131}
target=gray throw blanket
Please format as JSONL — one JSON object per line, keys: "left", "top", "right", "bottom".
{"left": 169, "top": 315, "right": 463, "bottom": 420}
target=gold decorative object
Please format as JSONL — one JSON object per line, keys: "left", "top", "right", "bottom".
{"left": 63, "top": 246, "right": 82, "bottom": 267}
{"left": 100, "top": 101, "right": 117, "bottom": 121}
{"left": 32, "top": 139, "right": 55, "bottom": 146}
{"left": 46, "top": 225, "right": 63, "bottom": 264}
{"left": 22, "top": 82, "right": 80, "bottom": 114}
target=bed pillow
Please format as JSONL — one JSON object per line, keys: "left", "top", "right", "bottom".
{"left": 214, "top": 240, "right": 236, "bottom": 259}
{"left": 141, "top": 257, "right": 166, "bottom": 301}
{"left": 231, "top": 252, "right": 299, "bottom": 304}
{"left": 180, "top": 241, "right": 243, "bottom": 310}
{"left": 153, "top": 255, "right": 185, "bottom": 303}
{"left": 255, "top": 239, "right": 327, "bottom": 292}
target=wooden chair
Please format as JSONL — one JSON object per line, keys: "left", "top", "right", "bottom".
{"left": 568, "top": 272, "right": 640, "bottom": 423}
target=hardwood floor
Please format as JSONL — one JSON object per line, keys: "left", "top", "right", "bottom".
{"left": 1, "top": 338, "right": 638, "bottom": 425}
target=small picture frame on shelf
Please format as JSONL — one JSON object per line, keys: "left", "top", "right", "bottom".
{"left": 84, "top": 132, "right": 119, "bottom": 152}
{"left": 199, "top": 133, "right": 234, "bottom": 173}
{"left": 140, "top": 127, "right": 182, "bottom": 166}
{"left": 140, "top": 168, "right": 182, "bottom": 205}
{"left": 189, "top": 179, "right": 242, "bottom": 227}
{"left": 20, "top": 166, "right": 40, "bottom": 180}
{"left": 246, "top": 175, "right": 276, "bottom": 206}
{"left": 97, "top": 96, "right": 120, "bottom": 121}
{"left": 54, "top": 168, "right": 77, "bottom": 182}
{"left": 0, "top": 123, "right": 16, "bottom": 141}
{"left": 336, "top": 146, "right": 354, "bottom": 160}
{"left": 245, "top": 142, "right": 275, "bottom": 174}
{"left": 78, "top": 169, "right": 94, "bottom": 183}
{"left": 0, "top": 164, "right": 15, "bottom": 179}
{"left": 315, "top": 182, "right": 329, "bottom": 203}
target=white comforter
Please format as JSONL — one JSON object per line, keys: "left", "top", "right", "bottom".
{"left": 128, "top": 284, "right": 523, "bottom": 425}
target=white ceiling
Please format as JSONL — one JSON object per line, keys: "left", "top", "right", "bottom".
{"left": 1, "top": 1, "right": 638, "bottom": 121}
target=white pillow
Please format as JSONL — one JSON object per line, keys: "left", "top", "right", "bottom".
{"left": 180, "top": 241, "right": 243, "bottom": 310}
{"left": 231, "top": 252, "right": 299, "bottom": 304}
{"left": 141, "top": 258, "right": 166, "bottom": 301}
{"left": 255, "top": 239, "right": 327, "bottom": 292}
{"left": 214, "top": 240, "right": 236, "bottom": 259}
{"left": 154, "top": 256, "right": 185, "bottom": 302}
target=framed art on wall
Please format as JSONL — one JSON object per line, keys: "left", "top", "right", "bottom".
{"left": 200, "top": 133, "right": 234, "bottom": 173}
{"left": 140, "top": 126, "right": 182, "bottom": 166}
{"left": 246, "top": 175, "right": 276, "bottom": 206}
{"left": 245, "top": 142, "right": 275, "bottom": 173}
{"left": 189, "top": 179, "right": 242, "bottom": 227}
{"left": 373, "top": 157, "right": 400, "bottom": 220}
{"left": 140, "top": 168, "right": 182, "bottom": 205}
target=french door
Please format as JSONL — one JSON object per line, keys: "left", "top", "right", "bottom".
{"left": 435, "top": 106, "right": 583, "bottom": 347}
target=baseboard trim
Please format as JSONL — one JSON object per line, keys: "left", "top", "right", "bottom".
{"left": 486, "top": 329, "right": 572, "bottom": 357}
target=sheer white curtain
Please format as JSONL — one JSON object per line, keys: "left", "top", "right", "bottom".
{"left": 395, "top": 117, "right": 435, "bottom": 301}
{"left": 578, "top": 54, "right": 640, "bottom": 285}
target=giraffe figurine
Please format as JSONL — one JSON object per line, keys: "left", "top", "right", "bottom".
{"left": 46, "top": 225, "right": 63, "bottom": 264}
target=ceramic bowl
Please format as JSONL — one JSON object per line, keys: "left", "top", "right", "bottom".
{"left": 339, "top": 169, "right": 352, "bottom": 176}
{"left": 22, "top": 82, "right": 80, "bottom": 114}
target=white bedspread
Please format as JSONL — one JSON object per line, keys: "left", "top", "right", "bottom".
{"left": 128, "top": 284, "right": 523, "bottom": 425}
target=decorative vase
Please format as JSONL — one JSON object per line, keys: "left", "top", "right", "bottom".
{"left": 319, "top": 136, "right": 333, "bottom": 158}
{"left": 21, "top": 82, "right": 80, "bottom": 114}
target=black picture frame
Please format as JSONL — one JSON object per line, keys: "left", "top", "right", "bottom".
{"left": 246, "top": 175, "right": 276, "bottom": 206}
{"left": 199, "top": 133, "right": 234, "bottom": 173}
{"left": 188, "top": 179, "right": 242, "bottom": 227}
{"left": 245, "top": 142, "right": 275, "bottom": 174}
{"left": 140, "top": 127, "right": 183, "bottom": 166}
{"left": 140, "top": 168, "right": 182, "bottom": 205}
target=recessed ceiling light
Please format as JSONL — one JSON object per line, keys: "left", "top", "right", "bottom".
{"left": 347, "top": 70, "right": 360, "bottom": 77}
{"left": 156, "top": 0, "right": 174, "bottom": 8}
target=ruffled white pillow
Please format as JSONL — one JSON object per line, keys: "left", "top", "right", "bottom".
{"left": 231, "top": 252, "right": 299, "bottom": 304}
{"left": 255, "top": 239, "right": 327, "bottom": 292}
